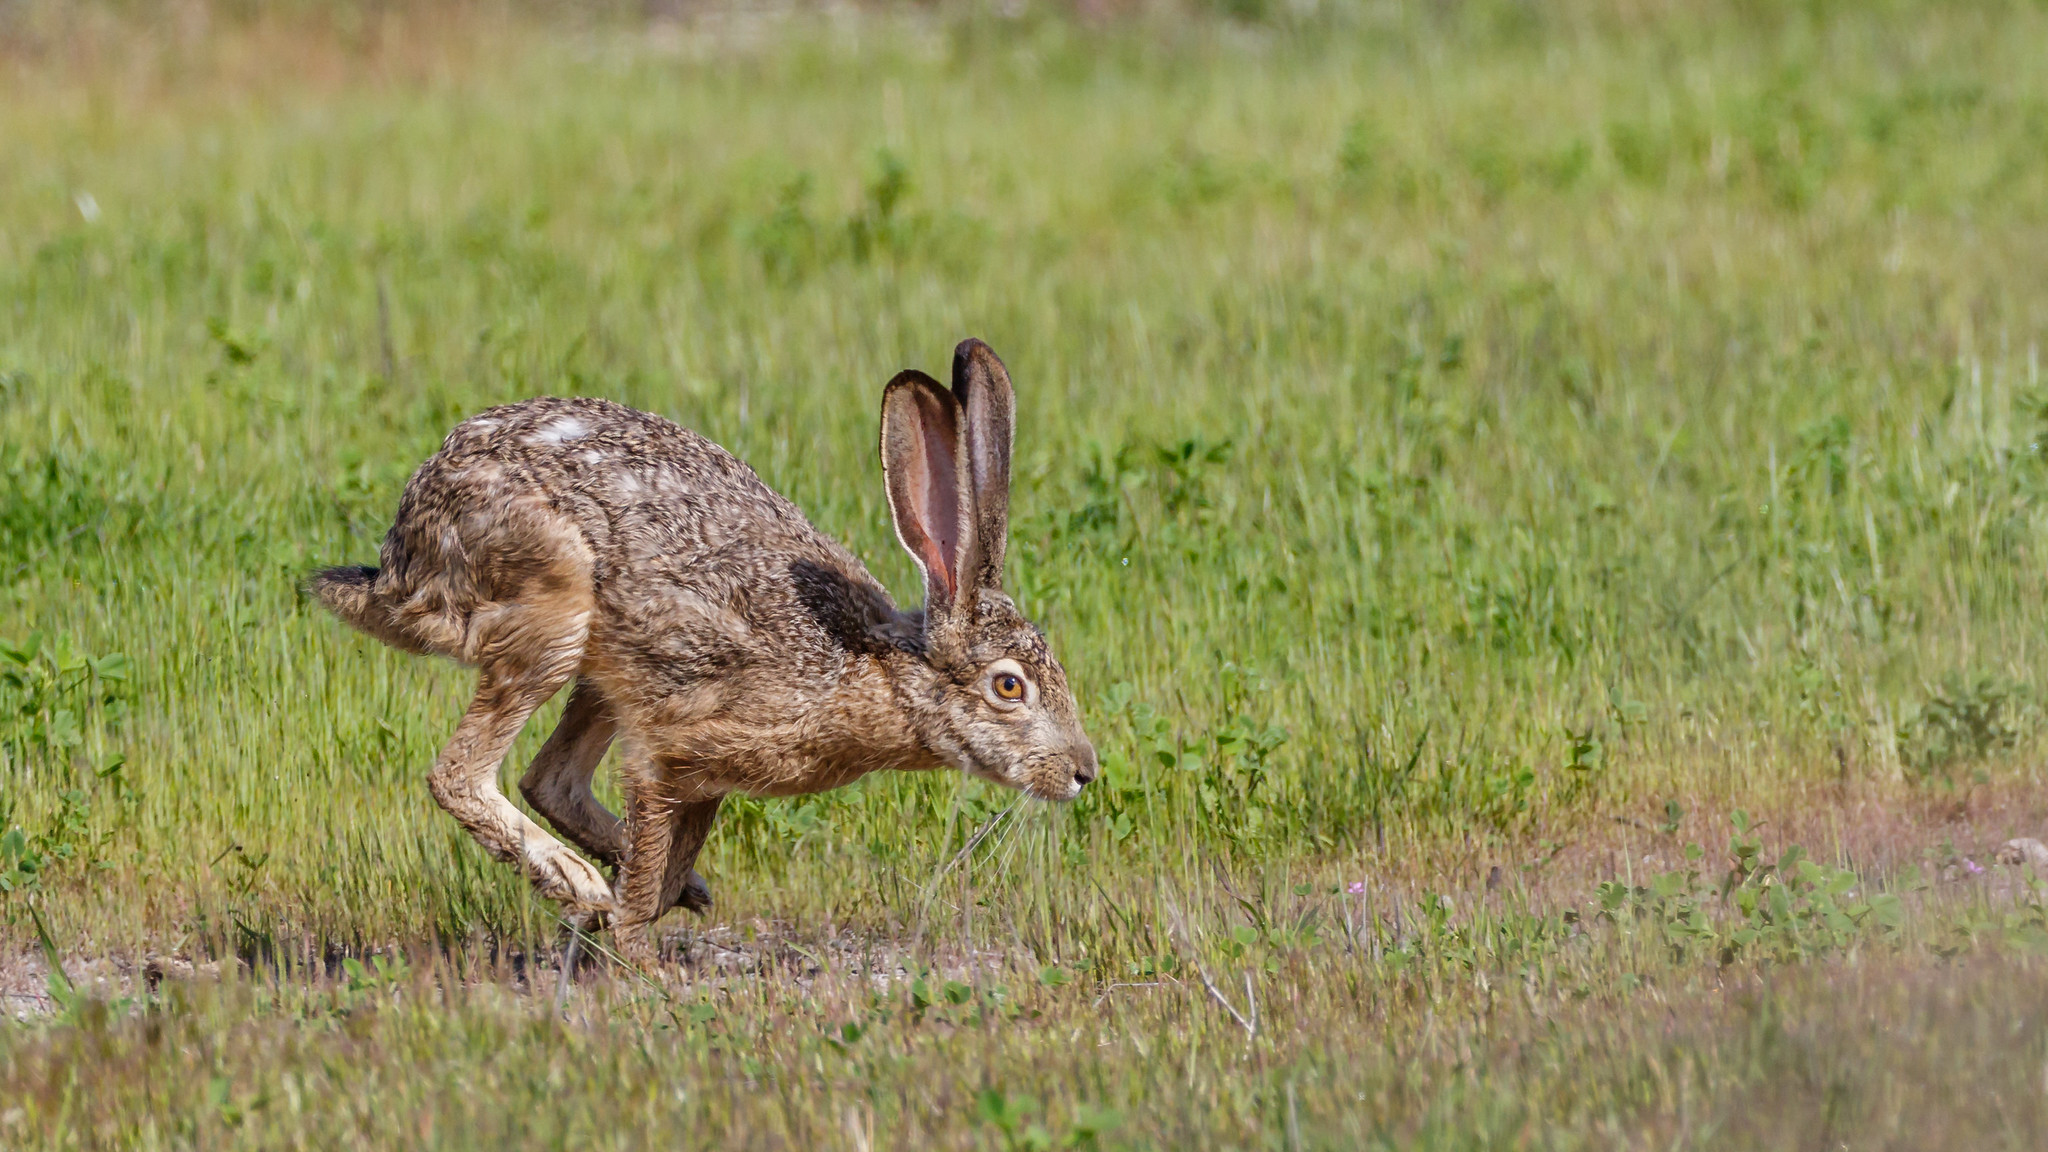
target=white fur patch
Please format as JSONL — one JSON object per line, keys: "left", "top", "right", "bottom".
{"left": 529, "top": 415, "right": 592, "bottom": 446}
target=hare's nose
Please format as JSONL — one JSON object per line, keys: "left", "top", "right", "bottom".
{"left": 1071, "top": 743, "right": 1099, "bottom": 788}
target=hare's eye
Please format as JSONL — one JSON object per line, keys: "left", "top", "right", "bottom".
{"left": 983, "top": 659, "right": 1033, "bottom": 707}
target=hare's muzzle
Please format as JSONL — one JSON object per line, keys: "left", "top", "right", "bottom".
{"left": 1069, "top": 742, "right": 1099, "bottom": 790}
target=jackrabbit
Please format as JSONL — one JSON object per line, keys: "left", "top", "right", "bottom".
{"left": 311, "top": 339, "right": 1096, "bottom": 965}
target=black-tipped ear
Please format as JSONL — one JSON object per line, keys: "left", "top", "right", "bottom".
{"left": 880, "top": 369, "right": 980, "bottom": 621}
{"left": 951, "top": 339, "right": 1015, "bottom": 589}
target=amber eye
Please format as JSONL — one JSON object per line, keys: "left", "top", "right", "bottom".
{"left": 993, "top": 672, "right": 1025, "bottom": 701}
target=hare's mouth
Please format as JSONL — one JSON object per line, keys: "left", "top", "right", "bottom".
{"left": 1018, "top": 766, "right": 1084, "bottom": 803}
{"left": 965, "top": 761, "right": 1067, "bottom": 802}
{"left": 958, "top": 750, "right": 1084, "bottom": 802}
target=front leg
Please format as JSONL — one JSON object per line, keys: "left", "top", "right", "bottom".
{"left": 521, "top": 680, "right": 715, "bottom": 915}
{"left": 613, "top": 780, "right": 722, "bottom": 970}
{"left": 662, "top": 798, "right": 721, "bottom": 915}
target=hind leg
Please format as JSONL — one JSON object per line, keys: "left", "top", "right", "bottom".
{"left": 520, "top": 679, "right": 626, "bottom": 866}
{"left": 428, "top": 657, "right": 612, "bottom": 915}
{"left": 520, "top": 680, "right": 714, "bottom": 913}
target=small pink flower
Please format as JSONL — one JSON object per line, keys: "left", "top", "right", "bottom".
{"left": 1347, "top": 882, "right": 1366, "bottom": 895}
{"left": 1964, "top": 858, "right": 1985, "bottom": 875}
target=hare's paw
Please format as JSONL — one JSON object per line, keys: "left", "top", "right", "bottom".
{"left": 675, "top": 870, "right": 714, "bottom": 915}
{"left": 610, "top": 922, "right": 668, "bottom": 978}
{"left": 528, "top": 843, "right": 615, "bottom": 913}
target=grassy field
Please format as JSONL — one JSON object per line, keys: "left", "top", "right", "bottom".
{"left": 8, "top": 0, "right": 2048, "bottom": 1145}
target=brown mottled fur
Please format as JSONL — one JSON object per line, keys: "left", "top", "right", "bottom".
{"left": 310, "top": 340, "right": 1096, "bottom": 965}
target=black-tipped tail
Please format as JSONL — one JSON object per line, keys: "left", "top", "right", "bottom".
{"left": 309, "top": 565, "right": 380, "bottom": 624}
{"left": 308, "top": 565, "right": 448, "bottom": 658}
{"left": 307, "top": 564, "right": 426, "bottom": 655}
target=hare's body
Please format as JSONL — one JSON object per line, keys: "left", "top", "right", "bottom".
{"left": 314, "top": 342, "right": 1095, "bottom": 965}
{"left": 334, "top": 397, "right": 939, "bottom": 792}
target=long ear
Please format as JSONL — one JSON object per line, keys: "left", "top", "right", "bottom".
{"left": 880, "top": 369, "right": 979, "bottom": 622}
{"left": 951, "top": 338, "right": 1015, "bottom": 590}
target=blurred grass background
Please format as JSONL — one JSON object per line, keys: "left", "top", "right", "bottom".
{"left": 7, "top": 0, "right": 2048, "bottom": 1143}
{"left": 7, "top": 0, "right": 2048, "bottom": 945}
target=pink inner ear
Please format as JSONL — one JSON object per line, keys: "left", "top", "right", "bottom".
{"left": 919, "top": 416, "right": 962, "bottom": 596}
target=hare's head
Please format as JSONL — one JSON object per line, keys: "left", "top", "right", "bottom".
{"left": 882, "top": 340, "right": 1098, "bottom": 802}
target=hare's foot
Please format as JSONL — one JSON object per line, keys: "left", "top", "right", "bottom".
{"left": 601, "top": 872, "right": 710, "bottom": 982}
{"left": 610, "top": 921, "right": 665, "bottom": 976}
{"left": 522, "top": 835, "right": 615, "bottom": 913}
{"left": 675, "top": 869, "right": 713, "bottom": 915}
{"left": 608, "top": 864, "right": 669, "bottom": 977}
